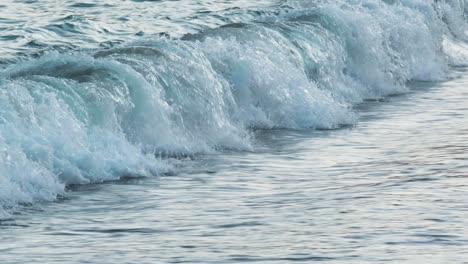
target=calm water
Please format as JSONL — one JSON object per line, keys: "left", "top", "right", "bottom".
{"left": 1, "top": 1, "right": 468, "bottom": 263}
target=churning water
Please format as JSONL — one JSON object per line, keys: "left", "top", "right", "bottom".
{"left": 1, "top": 0, "right": 468, "bottom": 263}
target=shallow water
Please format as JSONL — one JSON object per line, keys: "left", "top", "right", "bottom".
{"left": 1, "top": 0, "right": 468, "bottom": 263}
{"left": 1, "top": 70, "right": 468, "bottom": 263}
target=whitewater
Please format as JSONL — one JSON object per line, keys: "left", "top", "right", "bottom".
{"left": 1, "top": 1, "right": 468, "bottom": 262}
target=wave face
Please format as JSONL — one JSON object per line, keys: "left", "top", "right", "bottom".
{"left": 1, "top": 0, "right": 468, "bottom": 216}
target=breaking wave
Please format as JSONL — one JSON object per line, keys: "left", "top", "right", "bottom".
{"left": 1, "top": 0, "right": 467, "bottom": 217}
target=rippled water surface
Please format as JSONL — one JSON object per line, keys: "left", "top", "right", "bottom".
{"left": 1, "top": 0, "right": 468, "bottom": 263}
{"left": 0, "top": 0, "right": 275, "bottom": 60}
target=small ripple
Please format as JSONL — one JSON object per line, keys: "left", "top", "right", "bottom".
{"left": 179, "top": 245, "right": 197, "bottom": 249}
{"left": 414, "top": 234, "right": 459, "bottom": 239}
{"left": 229, "top": 256, "right": 335, "bottom": 262}
{"left": 0, "top": 18, "right": 25, "bottom": 24}
{"left": 131, "top": 0, "right": 163, "bottom": 2}
{"left": 0, "top": 35, "right": 22, "bottom": 41}
{"left": 401, "top": 177, "right": 439, "bottom": 183}
{"left": 213, "top": 221, "right": 266, "bottom": 229}
{"left": 424, "top": 218, "right": 446, "bottom": 223}
{"left": 0, "top": 220, "right": 29, "bottom": 228}
{"left": 386, "top": 234, "right": 463, "bottom": 246}
{"left": 46, "top": 23, "right": 83, "bottom": 35}
{"left": 69, "top": 3, "right": 98, "bottom": 8}
{"left": 73, "top": 227, "right": 163, "bottom": 234}
{"left": 53, "top": 15, "right": 83, "bottom": 22}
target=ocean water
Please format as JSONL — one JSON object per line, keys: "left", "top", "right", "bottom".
{"left": 1, "top": 0, "right": 468, "bottom": 263}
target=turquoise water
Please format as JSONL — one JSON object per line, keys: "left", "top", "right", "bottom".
{"left": 1, "top": 1, "right": 468, "bottom": 263}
